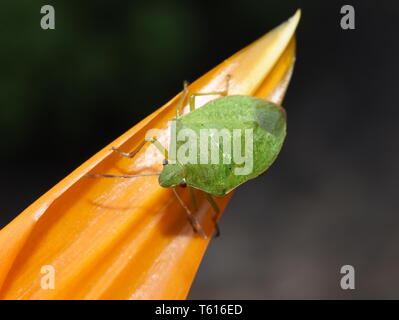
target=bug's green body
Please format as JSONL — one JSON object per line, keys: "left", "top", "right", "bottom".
{"left": 88, "top": 89, "right": 287, "bottom": 237}
{"left": 159, "top": 95, "right": 286, "bottom": 196}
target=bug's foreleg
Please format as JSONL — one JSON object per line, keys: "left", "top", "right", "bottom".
{"left": 87, "top": 138, "right": 167, "bottom": 178}
{"left": 188, "top": 187, "right": 198, "bottom": 212}
{"left": 172, "top": 187, "right": 207, "bottom": 238}
{"left": 110, "top": 140, "right": 147, "bottom": 158}
{"left": 188, "top": 74, "right": 230, "bottom": 112}
{"left": 175, "top": 81, "right": 189, "bottom": 118}
{"left": 204, "top": 192, "right": 221, "bottom": 238}
{"left": 111, "top": 137, "right": 168, "bottom": 160}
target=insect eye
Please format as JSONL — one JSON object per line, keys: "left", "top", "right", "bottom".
{"left": 162, "top": 159, "right": 169, "bottom": 165}
{"left": 179, "top": 181, "right": 187, "bottom": 188}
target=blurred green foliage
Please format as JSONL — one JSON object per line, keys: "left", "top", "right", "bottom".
{"left": 1, "top": 1, "right": 194, "bottom": 147}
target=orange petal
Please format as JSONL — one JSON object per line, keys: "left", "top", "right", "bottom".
{"left": 0, "top": 10, "right": 300, "bottom": 300}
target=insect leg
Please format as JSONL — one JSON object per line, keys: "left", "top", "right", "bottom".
{"left": 172, "top": 187, "right": 207, "bottom": 238}
{"left": 204, "top": 192, "right": 221, "bottom": 237}
{"left": 88, "top": 138, "right": 168, "bottom": 179}
{"left": 175, "top": 81, "right": 189, "bottom": 118}
{"left": 188, "top": 74, "right": 231, "bottom": 112}
{"left": 188, "top": 186, "right": 198, "bottom": 212}
{"left": 111, "top": 137, "right": 168, "bottom": 159}
{"left": 110, "top": 140, "right": 147, "bottom": 158}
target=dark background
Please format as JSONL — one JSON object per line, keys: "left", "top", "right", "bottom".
{"left": 1, "top": 0, "right": 398, "bottom": 299}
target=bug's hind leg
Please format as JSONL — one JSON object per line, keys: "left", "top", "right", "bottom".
{"left": 189, "top": 74, "right": 231, "bottom": 112}
{"left": 204, "top": 192, "right": 221, "bottom": 238}
{"left": 172, "top": 187, "right": 207, "bottom": 238}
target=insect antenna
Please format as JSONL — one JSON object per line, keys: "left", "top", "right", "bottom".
{"left": 86, "top": 173, "right": 161, "bottom": 179}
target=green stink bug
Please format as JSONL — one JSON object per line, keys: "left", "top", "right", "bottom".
{"left": 88, "top": 77, "right": 286, "bottom": 237}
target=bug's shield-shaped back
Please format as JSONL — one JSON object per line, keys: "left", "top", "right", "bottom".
{"left": 162, "top": 95, "right": 286, "bottom": 196}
